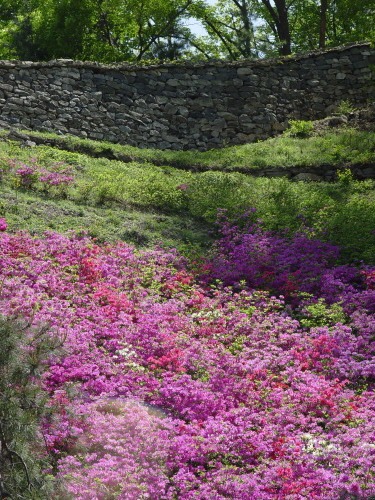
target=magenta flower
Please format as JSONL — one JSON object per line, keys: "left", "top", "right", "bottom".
{"left": 0, "top": 229, "right": 374, "bottom": 498}
{"left": 0, "top": 218, "right": 7, "bottom": 231}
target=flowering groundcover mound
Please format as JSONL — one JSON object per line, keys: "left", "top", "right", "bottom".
{"left": 0, "top": 228, "right": 375, "bottom": 499}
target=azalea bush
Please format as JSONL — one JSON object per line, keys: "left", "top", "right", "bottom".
{"left": 2, "top": 141, "right": 375, "bottom": 263}
{"left": 0, "top": 226, "right": 374, "bottom": 498}
{"left": 3, "top": 159, "right": 75, "bottom": 196}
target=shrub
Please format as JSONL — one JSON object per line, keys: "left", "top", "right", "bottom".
{"left": 0, "top": 231, "right": 374, "bottom": 497}
{"left": 0, "top": 318, "right": 55, "bottom": 498}
{"left": 188, "top": 171, "right": 249, "bottom": 221}
{"left": 286, "top": 120, "right": 314, "bottom": 138}
{"left": 336, "top": 99, "right": 356, "bottom": 115}
{"left": 207, "top": 213, "right": 341, "bottom": 302}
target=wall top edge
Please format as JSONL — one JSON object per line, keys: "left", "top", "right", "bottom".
{"left": 0, "top": 42, "right": 372, "bottom": 73}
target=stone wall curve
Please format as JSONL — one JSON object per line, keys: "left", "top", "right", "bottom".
{"left": 0, "top": 43, "right": 374, "bottom": 150}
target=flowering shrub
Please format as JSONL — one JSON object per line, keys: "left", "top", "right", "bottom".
{"left": 15, "top": 164, "right": 39, "bottom": 187}
{"left": 0, "top": 230, "right": 374, "bottom": 498}
{"left": 7, "top": 159, "right": 75, "bottom": 191}
{"left": 207, "top": 214, "right": 368, "bottom": 305}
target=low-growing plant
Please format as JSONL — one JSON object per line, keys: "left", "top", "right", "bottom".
{"left": 286, "top": 120, "right": 314, "bottom": 138}
{"left": 188, "top": 171, "right": 250, "bottom": 220}
{"left": 5, "top": 127, "right": 375, "bottom": 172}
{"left": 336, "top": 99, "right": 356, "bottom": 115}
{"left": 6, "top": 158, "right": 75, "bottom": 197}
{"left": 0, "top": 231, "right": 373, "bottom": 497}
{"left": 1, "top": 135, "right": 375, "bottom": 263}
{"left": 298, "top": 297, "right": 347, "bottom": 328}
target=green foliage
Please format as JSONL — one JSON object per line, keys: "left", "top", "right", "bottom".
{"left": 322, "top": 192, "right": 375, "bottom": 262}
{"left": 1, "top": 0, "right": 195, "bottom": 62}
{"left": 0, "top": 317, "right": 56, "bottom": 498}
{"left": 0, "top": 0, "right": 373, "bottom": 61}
{"left": 336, "top": 168, "right": 354, "bottom": 185}
{"left": 336, "top": 100, "right": 356, "bottom": 115}
{"left": 0, "top": 185, "right": 212, "bottom": 253}
{"left": 1, "top": 132, "right": 375, "bottom": 263}
{"left": 286, "top": 120, "right": 314, "bottom": 138}
{"left": 187, "top": 171, "right": 250, "bottom": 220}
{"left": 21, "top": 128, "right": 375, "bottom": 172}
{"left": 191, "top": 0, "right": 375, "bottom": 60}
{"left": 189, "top": 0, "right": 259, "bottom": 60}
{"left": 298, "top": 298, "right": 347, "bottom": 328}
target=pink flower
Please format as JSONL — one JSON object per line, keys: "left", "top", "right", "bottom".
{"left": 0, "top": 218, "right": 7, "bottom": 231}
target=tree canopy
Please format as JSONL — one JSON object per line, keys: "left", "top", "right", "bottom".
{"left": 0, "top": 0, "right": 373, "bottom": 62}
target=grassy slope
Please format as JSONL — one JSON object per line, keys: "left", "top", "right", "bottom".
{"left": 6, "top": 127, "right": 375, "bottom": 172}
{"left": 0, "top": 127, "right": 375, "bottom": 493}
{"left": 1, "top": 126, "right": 375, "bottom": 262}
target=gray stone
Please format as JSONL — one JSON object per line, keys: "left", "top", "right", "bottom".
{"left": 233, "top": 78, "right": 243, "bottom": 87}
{"left": 324, "top": 115, "right": 348, "bottom": 127}
{"left": 119, "top": 125, "right": 131, "bottom": 133}
{"left": 218, "top": 112, "right": 237, "bottom": 121}
{"left": 178, "top": 106, "right": 189, "bottom": 117}
{"left": 361, "top": 167, "right": 375, "bottom": 178}
{"left": 164, "top": 103, "right": 178, "bottom": 115}
{"left": 0, "top": 43, "right": 372, "bottom": 150}
{"left": 0, "top": 83, "right": 13, "bottom": 92}
{"left": 237, "top": 67, "right": 253, "bottom": 77}
{"left": 166, "top": 79, "right": 179, "bottom": 86}
{"left": 293, "top": 172, "right": 323, "bottom": 181}
{"left": 212, "top": 118, "right": 226, "bottom": 128}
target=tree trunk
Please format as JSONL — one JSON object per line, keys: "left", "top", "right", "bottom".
{"left": 238, "top": 0, "right": 253, "bottom": 58}
{"left": 274, "top": 0, "right": 291, "bottom": 55}
{"left": 261, "top": 0, "right": 291, "bottom": 55}
{"left": 319, "top": 0, "right": 329, "bottom": 49}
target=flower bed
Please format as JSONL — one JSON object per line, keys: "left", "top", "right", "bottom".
{"left": 0, "top": 229, "right": 374, "bottom": 498}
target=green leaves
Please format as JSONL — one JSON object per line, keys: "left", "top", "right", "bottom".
{"left": 0, "top": 0, "right": 196, "bottom": 62}
{"left": 0, "top": 0, "right": 373, "bottom": 61}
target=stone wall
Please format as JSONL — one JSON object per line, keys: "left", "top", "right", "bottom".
{"left": 0, "top": 43, "right": 374, "bottom": 150}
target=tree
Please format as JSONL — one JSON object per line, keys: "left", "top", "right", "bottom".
{"left": 327, "top": 0, "right": 375, "bottom": 46}
{"left": 290, "top": 0, "right": 375, "bottom": 52}
{"left": 257, "top": 0, "right": 292, "bottom": 55}
{"left": 1, "top": 0, "right": 374, "bottom": 62}
{"left": 192, "top": 0, "right": 375, "bottom": 60}
{"left": 189, "top": 0, "right": 259, "bottom": 60}
{"left": 0, "top": 0, "right": 195, "bottom": 62}
{"left": 0, "top": 0, "right": 39, "bottom": 59}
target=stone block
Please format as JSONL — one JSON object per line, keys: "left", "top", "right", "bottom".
{"left": 293, "top": 172, "right": 323, "bottom": 181}
{"left": 237, "top": 67, "right": 253, "bottom": 77}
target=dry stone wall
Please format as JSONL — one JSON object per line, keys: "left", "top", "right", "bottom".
{"left": 0, "top": 43, "right": 374, "bottom": 150}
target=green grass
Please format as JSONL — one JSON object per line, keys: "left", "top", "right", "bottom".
{"left": 1, "top": 132, "right": 375, "bottom": 263}
{"left": 7, "top": 126, "right": 375, "bottom": 172}
{"left": 0, "top": 187, "right": 211, "bottom": 253}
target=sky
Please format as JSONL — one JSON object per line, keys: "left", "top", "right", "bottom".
{"left": 184, "top": 0, "right": 217, "bottom": 37}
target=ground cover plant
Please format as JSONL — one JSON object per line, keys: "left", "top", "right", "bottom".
{"left": 0, "top": 222, "right": 374, "bottom": 498}
{"left": 1, "top": 137, "right": 375, "bottom": 262}
{"left": 8, "top": 127, "right": 375, "bottom": 172}
{"left": 1, "top": 122, "right": 375, "bottom": 497}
